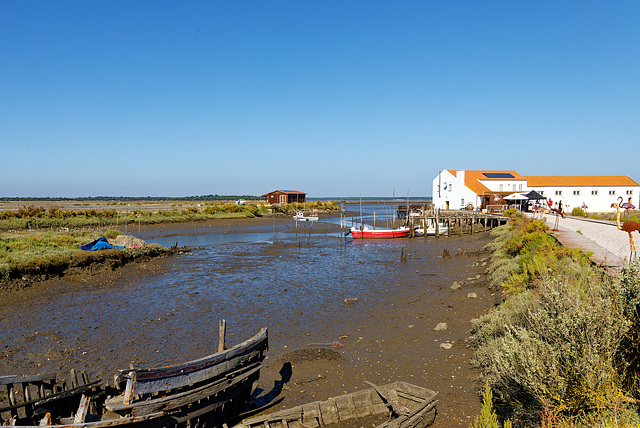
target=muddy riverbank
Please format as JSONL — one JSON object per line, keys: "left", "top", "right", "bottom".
{"left": 0, "top": 214, "right": 497, "bottom": 427}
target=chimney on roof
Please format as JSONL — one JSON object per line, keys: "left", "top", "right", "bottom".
{"left": 457, "top": 170, "right": 465, "bottom": 183}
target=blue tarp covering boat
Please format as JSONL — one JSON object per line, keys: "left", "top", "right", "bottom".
{"left": 81, "top": 237, "right": 124, "bottom": 251}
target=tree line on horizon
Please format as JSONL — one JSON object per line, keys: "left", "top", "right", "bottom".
{"left": 0, "top": 195, "right": 432, "bottom": 202}
{"left": 0, "top": 195, "right": 260, "bottom": 202}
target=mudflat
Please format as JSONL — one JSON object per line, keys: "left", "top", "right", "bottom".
{"left": 0, "top": 213, "right": 496, "bottom": 427}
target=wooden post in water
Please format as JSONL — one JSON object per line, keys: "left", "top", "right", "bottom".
{"left": 218, "top": 319, "right": 227, "bottom": 352}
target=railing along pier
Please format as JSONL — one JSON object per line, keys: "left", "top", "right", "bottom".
{"left": 405, "top": 209, "right": 509, "bottom": 238}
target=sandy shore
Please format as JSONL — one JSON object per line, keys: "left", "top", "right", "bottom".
{"left": 0, "top": 214, "right": 497, "bottom": 427}
{"left": 139, "top": 215, "right": 498, "bottom": 426}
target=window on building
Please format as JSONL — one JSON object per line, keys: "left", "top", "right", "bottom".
{"left": 609, "top": 190, "right": 616, "bottom": 195}
{"left": 555, "top": 191, "right": 562, "bottom": 196}
{"left": 449, "top": 183, "right": 452, "bottom": 192}
{"left": 592, "top": 190, "right": 598, "bottom": 195}
{"left": 540, "top": 191, "right": 545, "bottom": 196}
{"left": 573, "top": 190, "right": 580, "bottom": 196}
{"left": 499, "top": 184, "right": 503, "bottom": 191}
{"left": 461, "top": 199, "right": 465, "bottom": 207}
{"left": 627, "top": 190, "right": 633, "bottom": 195}
{"left": 519, "top": 184, "right": 523, "bottom": 191}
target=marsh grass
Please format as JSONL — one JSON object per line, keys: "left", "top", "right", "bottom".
{"left": 0, "top": 201, "right": 341, "bottom": 231}
{"left": 0, "top": 229, "right": 170, "bottom": 280}
{"left": 472, "top": 213, "right": 640, "bottom": 426}
{"left": 485, "top": 214, "right": 592, "bottom": 294}
{"left": 0, "top": 203, "right": 271, "bottom": 231}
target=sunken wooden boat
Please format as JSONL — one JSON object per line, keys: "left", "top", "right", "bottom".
{"left": 2, "top": 327, "right": 268, "bottom": 428}
{"left": 234, "top": 381, "right": 437, "bottom": 428}
{"left": 0, "top": 369, "right": 105, "bottom": 426}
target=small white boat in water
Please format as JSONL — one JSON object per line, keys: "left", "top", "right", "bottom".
{"left": 293, "top": 211, "right": 318, "bottom": 222}
{"left": 414, "top": 223, "right": 448, "bottom": 236}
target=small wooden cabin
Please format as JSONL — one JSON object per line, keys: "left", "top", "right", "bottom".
{"left": 261, "top": 190, "right": 306, "bottom": 204}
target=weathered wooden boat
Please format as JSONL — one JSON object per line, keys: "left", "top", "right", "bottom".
{"left": 349, "top": 226, "right": 411, "bottom": 239}
{"left": 233, "top": 381, "right": 437, "bottom": 428}
{"left": 2, "top": 327, "right": 268, "bottom": 428}
{"left": 0, "top": 369, "right": 105, "bottom": 427}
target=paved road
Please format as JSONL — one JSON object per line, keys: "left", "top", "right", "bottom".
{"left": 539, "top": 213, "right": 630, "bottom": 272}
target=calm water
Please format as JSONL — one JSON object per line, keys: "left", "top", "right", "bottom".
{"left": 144, "top": 203, "right": 404, "bottom": 247}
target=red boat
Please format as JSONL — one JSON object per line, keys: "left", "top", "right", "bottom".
{"left": 349, "top": 226, "right": 411, "bottom": 239}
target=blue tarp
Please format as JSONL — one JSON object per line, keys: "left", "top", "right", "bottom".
{"left": 81, "top": 237, "right": 124, "bottom": 251}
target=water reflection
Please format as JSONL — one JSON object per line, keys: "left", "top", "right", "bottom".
{"left": 145, "top": 203, "right": 403, "bottom": 247}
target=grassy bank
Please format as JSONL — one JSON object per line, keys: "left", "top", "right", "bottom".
{"left": 470, "top": 211, "right": 640, "bottom": 427}
{"left": 0, "top": 229, "right": 173, "bottom": 289}
{"left": 0, "top": 201, "right": 340, "bottom": 289}
{"left": 0, "top": 201, "right": 340, "bottom": 231}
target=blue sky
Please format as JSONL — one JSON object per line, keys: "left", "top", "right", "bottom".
{"left": 1, "top": 1, "right": 639, "bottom": 198}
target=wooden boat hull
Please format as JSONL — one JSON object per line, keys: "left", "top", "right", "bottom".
{"left": 234, "top": 381, "right": 437, "bottom": 428}
{"left": 350, "top": 227, "right": 410, "bottom": 239}
{"left": 4, "top": 329, "right": 269, "bottom": 428}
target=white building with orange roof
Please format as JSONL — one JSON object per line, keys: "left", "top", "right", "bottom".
{"left": 525, "top": 176, "right": 639, "bottom": 213}
{"left": 432, "top": 170, "right": 528, "bottom": 210}
{"left": 432, "top": 170, "right": 640, "bottom": 213}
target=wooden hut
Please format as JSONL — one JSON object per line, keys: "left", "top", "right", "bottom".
{"left": 261, "top": 190, "right": 306, "bottom": 204}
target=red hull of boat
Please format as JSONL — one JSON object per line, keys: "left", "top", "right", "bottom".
{"left": 350, "top": 227, "right": 410, "bottom": 239}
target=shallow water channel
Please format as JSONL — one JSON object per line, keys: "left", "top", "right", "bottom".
{"left": 0, "top": 206, "right": 495, "bottom": 426}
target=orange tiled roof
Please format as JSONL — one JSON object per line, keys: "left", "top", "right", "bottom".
{"left": 525, "top": 176, "right": 639, "bottom": 187}
{"left": 447, "top": 170, "right": 526, "bottom": 194}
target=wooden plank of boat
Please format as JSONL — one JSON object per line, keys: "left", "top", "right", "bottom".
{"left": 6, "top": 328, "right": 268, "bottom": 428}
{"left": 107, "top": 362, "right": 261, "bottom": 416}
{"left": 109, "top": 327, "right": 267, "bottom": 402}
{"left": 13, "top": 410, "right": 169, "bottom": 428}
{"left": 233, "top": 381, "right": 438, "bottom": 428}
{"left": 1, "top": 371, "right": 104, "bottom": 426}
{"left": 104, "top": 327, "right": 268, "bottom": 427}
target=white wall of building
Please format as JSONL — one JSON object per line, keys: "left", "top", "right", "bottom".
{"left": 532, "top": 186, "right": 639, "bottom": 213}
{"left": 478, "top": 179, "right": 527, "bottom": 193}
{"left": 432, "top": 170, "right": 481, "bottom": 210}
{"left": 431, "top": 170, "right": 639, "bottom": 213}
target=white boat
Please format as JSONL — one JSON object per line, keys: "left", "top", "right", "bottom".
{"left": 414, "top": 223, "right": 448, "bottom": 236}
{"left": 293, "top": 211, "right": 318, "bottom": 222}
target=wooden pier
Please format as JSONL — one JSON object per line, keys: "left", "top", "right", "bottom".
{"left": 404, "top": 209, "right": 509, "bottom": 238}
{"left": 341, "top": 205, "right": 508, "bottom": 243}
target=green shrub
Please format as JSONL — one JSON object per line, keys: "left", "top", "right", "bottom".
{"left": 503, "top": 207, "right": 518, "bottom": 217}
{"left": 473, "top": 258, "right": 632, "bottom": 425}
{"left": 104, "top": 229, "right": 121, "bottom": 239}
{"left": 471, "top": 216, "right": 640, "bottom": 425}
{"left": 571, "top": 207, "right": 586, "bottom": 217}
{"left": 470, "top": 381, "right": 513, "bottom": 428}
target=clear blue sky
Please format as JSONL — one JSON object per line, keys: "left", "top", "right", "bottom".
{"left": 2, "top": 1, "right": 639, "bottom": 198}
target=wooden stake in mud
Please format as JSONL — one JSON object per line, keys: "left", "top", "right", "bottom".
{"left": 218, "top": 319, "right": 227, "bottom": 352}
